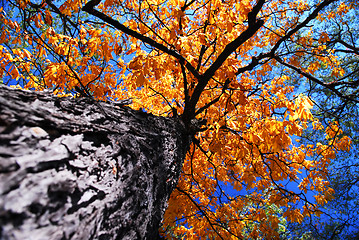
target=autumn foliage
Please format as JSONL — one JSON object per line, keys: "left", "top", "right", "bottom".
{"left": 0, "top": 0, "right": 355, "bottom": 238}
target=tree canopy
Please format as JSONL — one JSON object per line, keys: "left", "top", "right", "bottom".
{"left": 284, "top": 3, "right": 359, "bottom": 238}
{"left": 0, "top": 0, "right": 356, "bottom": 238}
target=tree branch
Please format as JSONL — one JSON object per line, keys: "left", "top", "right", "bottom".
{"left": 270, "top": 0, "right": 338, "bottom": 55}
{"left": 274, "top": 56, "right": 359, "bottom": 103}
{"left": 82, "top": 0, "right": 201, "bottom": 80}
{"left": 184, "top": 0, "right": 266, "bottom": 121}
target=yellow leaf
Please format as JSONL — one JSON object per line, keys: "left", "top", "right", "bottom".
{"left": 128, "top": 55, "right": 143, "bottom": 70}
{"left": 226, "top": 22, "right": 233, "bottom": 33}
{"left": 10, "top": 67, "right": 20, "bottom": 80}
{"left": 44, "top": 9, "right": 52, "bottom": 25}
{"left": 134, "top": 70, "right": 147, "bottom": 86}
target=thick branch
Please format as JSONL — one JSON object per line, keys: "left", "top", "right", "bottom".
{"left": 82, "top": 0, "right": 201, "bottom": 80}
{"left": 202, "top": 0, "right": 265, "bottom": 81}
{"left": 270, "top": 0, "right": 338, "bottom": 55}
{"left": 194, "top": 78, "right": 230, "bottom": 116}
{"left": 274, "top": 56, "right": 359, "bottom": 103}
{"left": 184, "top": 0, "right": 265, "bottom": 121}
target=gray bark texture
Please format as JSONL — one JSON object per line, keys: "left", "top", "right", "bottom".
{"left": 0, "top": 85, "right": 189, "bottom": 240}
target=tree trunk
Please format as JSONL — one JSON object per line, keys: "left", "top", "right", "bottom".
{"left": 0, "top": 85, "right": 189, "bottom": 240}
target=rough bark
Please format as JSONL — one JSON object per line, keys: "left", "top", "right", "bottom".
{"left": 0, "top": 85, "right": 189, "bottom": 240}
